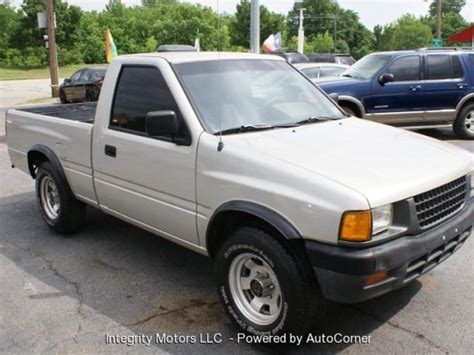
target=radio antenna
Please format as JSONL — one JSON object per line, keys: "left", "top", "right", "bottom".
{"left": 217, "top": 0, "right": 224, "bottom": 152}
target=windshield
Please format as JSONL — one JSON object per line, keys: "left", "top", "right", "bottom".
{"left": 174, "top": 60, "right": 344, "bottom": 134}
{"left": 342, "top": 54, "right": 392, "bottom": 80}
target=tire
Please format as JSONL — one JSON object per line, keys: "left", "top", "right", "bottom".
{"left": 453, "top": 103, "right": 474, "bottom": 139}
{"left": 340, "top": 105, "right": 357, "bottom": 117}
{"left": 59, "top": 90, "right": 68, "bottom": 104}
{"left": 35, "top": 161, "right": 86, "bottom": 234}
{"left": 215, "top": 226, "right": 325, "bottom": 336}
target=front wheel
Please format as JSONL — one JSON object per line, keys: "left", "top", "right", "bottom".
{"left": 215, "top": 226, "right": 325, "bottom": 336}
{"left": 454, "top": 103, "right": 474, "bottom": 139}
{"left": 35, "top": 161, "right": 86, "bottom": 234}
{"left": 340, "top": 105, "right": 357, "bottom": 117}
{"left": 59, "top": 89, "right": 68, "bottom": 104}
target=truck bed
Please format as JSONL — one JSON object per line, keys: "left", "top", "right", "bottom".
{"left": 18, "top": 102, "right": 96, "bottom": 124}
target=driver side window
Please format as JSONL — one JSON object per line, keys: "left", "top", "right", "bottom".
{"left": 70, "top": 70, "right": 83, "bottom": 82}
{"left": 386, "top": 56, "right": 420, "bottom": 82}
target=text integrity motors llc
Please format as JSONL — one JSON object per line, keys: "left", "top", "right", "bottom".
{"left": 105, "top": 333, "right": 372, "bottom": 346}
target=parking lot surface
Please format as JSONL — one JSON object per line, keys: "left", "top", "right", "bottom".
{"left": 0, "top": 81, "right": 473, "bottom": 353}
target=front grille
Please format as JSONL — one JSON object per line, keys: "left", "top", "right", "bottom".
{"left": 414, "top": 176, "right": 467, "bottom": 229}
{"left": 404, "top": 229, "right": 470, "bottom": 283}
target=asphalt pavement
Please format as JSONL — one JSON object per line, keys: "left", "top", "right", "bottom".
{"left": 0, "top": 81, "right": 473, "bottom": 353}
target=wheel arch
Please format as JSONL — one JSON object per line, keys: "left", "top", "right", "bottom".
{"left": 456, "top": 94, "right": 474, "bottom": 113}
{"left": 206, "top": 201, "right": 302, "bottom": 259}
{"left": 27, "top": 145, "right": 66, "bottom": 181}
{"left": 338, "top": 95, "right": 365, "bottom": 118}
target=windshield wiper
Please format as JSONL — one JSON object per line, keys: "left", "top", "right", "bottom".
{"left": 295, "top": 116, "right": 340, "bottom": 125}
{"left": 342, "top": 73, "right": 352, "bottom": 78}
{"left": 215, "top": 124, "right": 275, "bottom": 135}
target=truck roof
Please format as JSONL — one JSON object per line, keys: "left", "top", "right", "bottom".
{"left": 116, "top": 51, "right": 286, "bottom": 64}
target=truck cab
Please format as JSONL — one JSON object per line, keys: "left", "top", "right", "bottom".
{"left": 318, "top": 49, "right": 474, "bottom": 139}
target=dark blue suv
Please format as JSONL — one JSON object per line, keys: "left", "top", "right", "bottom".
{"left": 318, "top": 48, "right": 474, "bottom": 139}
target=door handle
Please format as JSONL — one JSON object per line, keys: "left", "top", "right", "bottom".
{"left": 409, "top": 85, "right": 421, "bottom": 92}
{"left": 104, "top": 145, "right": 117, "bottom": 158}
{"left": 457, "top": 83, "right": 468, "bottom": 89}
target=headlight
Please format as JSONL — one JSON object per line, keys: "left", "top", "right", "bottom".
{"left": 339, "top": 204, "right": 393, "bottom": 242}
{"left": 372, "top": 204, "right": 393, "bottom": 235}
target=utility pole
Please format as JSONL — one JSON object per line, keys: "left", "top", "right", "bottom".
{"left": 250, "top": 0, "right": 260, "bottom": 53}
{"left": 45, "top": 0, "right": 59, "bottom": 98}
{"left": 297, "top": 7, "right": 306, "bottom": 53}
{"left": 334, "top": 0, "right": 338, "bottom": 53}
{"left": 435, "top": 0, "right": 442, "bottom": 39}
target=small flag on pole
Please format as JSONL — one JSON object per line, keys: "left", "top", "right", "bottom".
{"left": 194, "top": 29, "right": 200, "bottom": 52}
{"left": 105, "top": 28, "right": 118, "bottom": 63}
{"left": 262, "top": 32, "right": 282, "bottom": 53}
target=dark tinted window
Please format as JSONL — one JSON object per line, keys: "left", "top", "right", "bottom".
{"left": 91, "top": 69, "right": 106, "bottom": 80}
{"left": 426, "top": 55, "right": 463, "bottom": 80}
{"left": 81, "top": 70, "right": 93, "bottom": 81}
{"left": 386, "top": 56, "right": 420, "bottom": 81}
{"left": 70, "top": 70, "right": 82, "bottom": 82}
{"left": 110, "top": 66, "right": 185, "bottom": 140}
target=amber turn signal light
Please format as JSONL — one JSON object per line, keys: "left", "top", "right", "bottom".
{"left": 339, "top": 211, "right": 372, "bottom": 242}
{"left": 365, "top": 271, "right": 389, "bottom": 286}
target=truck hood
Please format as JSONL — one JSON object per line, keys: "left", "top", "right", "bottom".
{"left": 238, "top": 118, "right": 473, "bottom": 207}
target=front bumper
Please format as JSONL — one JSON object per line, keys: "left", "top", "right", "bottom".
{"left": 305, "top": 199, "right": 473, "bottom": 303}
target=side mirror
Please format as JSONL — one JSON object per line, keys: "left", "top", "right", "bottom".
{"left": 145, "top": 110, "right": 179, "bottom": 137}
{"left": 329, "top": 92, "right": 339, "bottom": 103}
{"left": 378, "top": 73, "right": 394, "bottom": 85}
{"left": 64, "top": 78, "right": 71, "bottom": 83}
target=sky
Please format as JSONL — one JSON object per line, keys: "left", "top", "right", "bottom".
{"left": 7, "top": 0, "right": 474, "bottom": 30}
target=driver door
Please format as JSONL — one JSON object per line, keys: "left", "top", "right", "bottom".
{"left": 368, "top": 55, "right": 424, "bottom": 125}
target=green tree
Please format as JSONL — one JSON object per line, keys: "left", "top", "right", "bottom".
{"left": 285, "top": 0, "right": 373, "bottom": 58}
{"left": 423, "top": 0, "right": 468, "bottom": 45}
{"left": 229, "top": 0, "right": 285, "bottom": 49}
{"left": 429, "top": 0, "right": 466, "bottom": 16}
{"left": 378, "top": 14, "right": 432, "bottom": 50}
{"left": 0, "top": 3, "right": 20, "bottom": 62}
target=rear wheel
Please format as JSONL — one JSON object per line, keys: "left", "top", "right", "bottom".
{"left": 215, "top": 226, "right": 325, "bottom": 336}
{"left": 35, "top": 161, "right": 86, "bottom": 234}
{"left": 454, "top": 103, "right": 474, "bottom": 139}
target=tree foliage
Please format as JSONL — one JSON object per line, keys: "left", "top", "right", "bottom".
{"left": 229, "top": 0, "right": 285, "bottom": 48}
{"left": 374, "top": 14, "right": 432, "bottom": 51}
{"left": 424, "top": 0, "right": 467, "bottom": 44}
{"left": 0, "top": 0, "right": 471, "bottom": 69}
{"left": 285, "top": 0, "right": 373, "bottom": 58}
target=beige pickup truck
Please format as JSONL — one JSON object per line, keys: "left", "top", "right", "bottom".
{"left": 6, "top": 52, "right": 474, "bottom": 336}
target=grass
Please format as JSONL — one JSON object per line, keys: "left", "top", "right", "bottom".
{"left": 0, "top": 64, "right": 103, "bottom": 81}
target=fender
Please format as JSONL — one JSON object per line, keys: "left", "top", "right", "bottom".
{"left": 206, "top": 200, "right": 302, "bottom": 251}
{"left": 338, "top": 95, "right": 366, "bottom": 118}
{"left": 27, "top": 144, "right": 66, "bottom": 181}
{"left": 455, "top": 93, "right": 474, "bottom": 112}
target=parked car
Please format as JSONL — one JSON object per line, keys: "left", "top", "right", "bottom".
{"left": 271, "top": 51, "right": 310, "bottom": 64}
{"left": 6, "top": 52, "right": 474, "bottom": 336}
{"left": 294, "top": 63, "right": 348, "bottom": 82}
{"left": 59, "top": 67, "right": 107, "bottom": 104}
{"left": 307, "top": 53, "right": 355, "bottom": 66}
{"left": 318, "top": 48, "right": 474, "bottom": 139}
